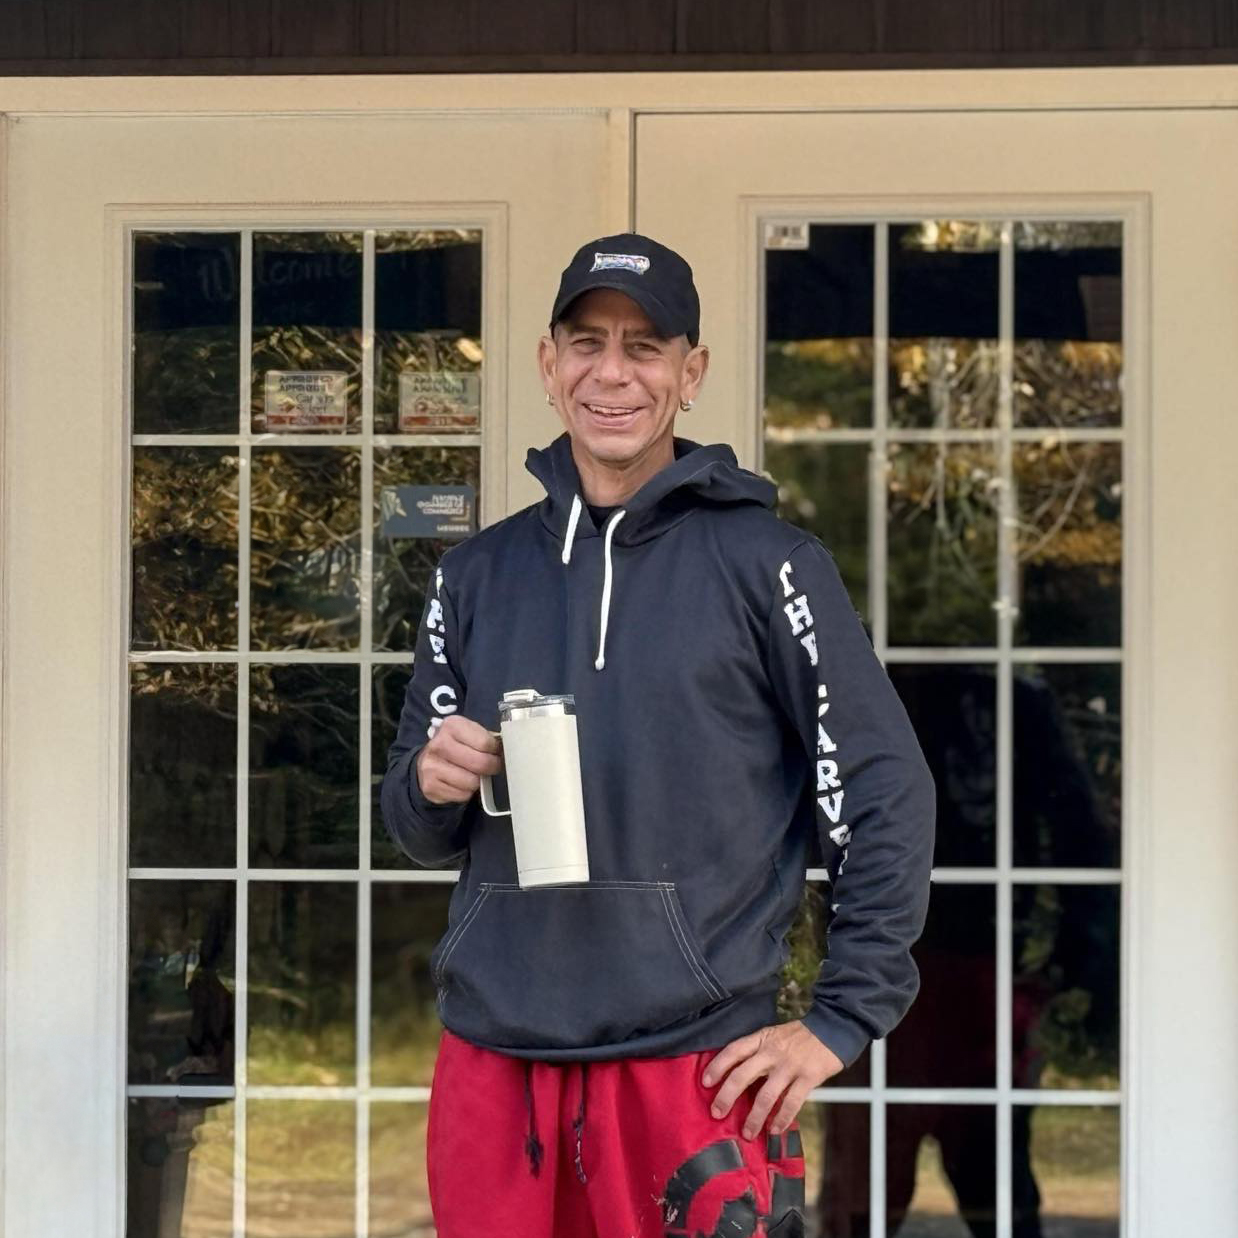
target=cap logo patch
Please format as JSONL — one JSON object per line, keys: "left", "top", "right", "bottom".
{"left": 591, "top": 252, "right": 650, "bottom": 275}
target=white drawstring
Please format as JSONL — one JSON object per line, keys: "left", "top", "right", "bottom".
{"left": 561, "top": 494, "right": 583, "bottom": 565}
{"left": 594, "top": 510, "right": 626, "bottom": 671}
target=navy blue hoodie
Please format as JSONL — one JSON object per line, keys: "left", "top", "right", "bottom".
{"left": 381, "top": 433, "right": 935, "bottom": 1066}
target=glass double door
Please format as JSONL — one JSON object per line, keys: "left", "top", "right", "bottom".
{"left": 6, "top": 100, "right": 1238, "bottom": 1238}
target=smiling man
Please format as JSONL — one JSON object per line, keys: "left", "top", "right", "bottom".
{"left": 381, "top": 233, "right": 936, "bottom": 1237}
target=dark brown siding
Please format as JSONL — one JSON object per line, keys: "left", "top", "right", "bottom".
{"left": 2, "top": 0, "right": 1238, "bottom": 73}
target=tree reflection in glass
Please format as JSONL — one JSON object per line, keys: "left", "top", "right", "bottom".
{"left": 250, "top": 447, "right": 361, "bottom": 651}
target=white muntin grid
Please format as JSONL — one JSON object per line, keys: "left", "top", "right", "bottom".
{"left": 760, "top": 215, "right": 1125, "bottom": 1237}
{"left": 124, "top": 222, "right": 483, "bottom": 1238}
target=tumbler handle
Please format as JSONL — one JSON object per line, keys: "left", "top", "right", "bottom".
{"left": 479, "top": 730, "right": 510, "bottom": 818}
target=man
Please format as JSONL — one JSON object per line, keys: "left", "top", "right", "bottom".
{"left": 381, "top": 233, "right": 935, "bottom": 1237}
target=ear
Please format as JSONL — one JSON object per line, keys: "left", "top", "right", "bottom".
{"left": 537, "top": 334, "right": 558, "bottom": 398}
{"left": 680, "top": 343, "right": 710, "bottom": 404}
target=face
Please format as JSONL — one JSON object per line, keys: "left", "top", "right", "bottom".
{"left": 538, "top": 288, "right": 709, "bottom": 484}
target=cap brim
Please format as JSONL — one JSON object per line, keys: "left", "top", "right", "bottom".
{"left": 551, "top": 279, "right": 684, "bottom": 342}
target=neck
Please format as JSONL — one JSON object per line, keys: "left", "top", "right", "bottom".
{"left": 570, "top": 436, "right": 675, "bottom": 507}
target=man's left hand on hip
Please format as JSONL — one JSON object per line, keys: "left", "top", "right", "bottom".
{"left": 702, "top": 1020, "right": 845, "bottom": 1139}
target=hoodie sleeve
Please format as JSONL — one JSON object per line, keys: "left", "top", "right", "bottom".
{"left": 766, "top": 537, "right": 936, "bottom": 1068}
{"left": 379, "top": 561, "right": 472, "bottom": 867}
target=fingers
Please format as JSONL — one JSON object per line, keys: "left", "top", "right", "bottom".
{"left": 701, "top": 1031, "right": 762, "bottom": 1090}
{"left": 768, "top": 1076, "right": 814, "bottom": 1137}
{"left": 743, "top": 1069, "right": 795, "bottom": 1141}
{"left": 416, "top": 715, "right": 503, "bottom": 805}
{"left": 708, "top": 1039, "right": 773, "bottom": 1121}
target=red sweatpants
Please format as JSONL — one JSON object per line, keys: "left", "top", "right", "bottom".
{"left": 427, "top": 1030, "right": 806, "bottom": 1237}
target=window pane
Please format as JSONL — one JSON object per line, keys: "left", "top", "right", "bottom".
{"left": 765, "top": 441, "right": 869, "bottom": 619}
{"left": 246, "top": 1101, "right": 354, "bottom": 1236}
{"left": 1015, "top": 221, "right": 1122, "bottom": 429}
{"left": 250, "top": 447, "right": 361, "bottom": 651}
{"left": 374, "top": 445, "right": 481, "bottom": 654}
{"left": 765, "top": 223, "right": 874, "bottom": 431}
{"left": 248, "top": 883, "right": 356, "bottom": 1086}
{"left": 371, "top": 883, "right": 450, "bottom": 1087}
{"left": 127, "top": 1097, "right": 234, "bottom": 1238}
{"left": 1014, "top": 440, "right": 1122, "bottom": 647}
{"left": 803, "top": 1101, "right": 870, "bottom": 1235}
{"left": 375, "top": 229, "right": 483, "bottom": 436}
{"left": 249, "top": 664, "right": 359, "bottom": 868}
{"left": 370, "top": 1103, "right": 434, "bottom": 1236}
{"left": 887, "top": 443, "right": 999, "bottom": 647}
{"left": 887, "top": 1104, "right": 995, "bottom": 1237}
{"left": 132, "top": 446, "right": 239, "bottom": 652}
{"left": 1014, "top": 664, "right": 1121, "bottom": 868}
{"left": 889, "top": 221, "right": 1000, "bottom": 430}
{"left": 128, "top": 880, "right": 235, "bottom": 1087}
{"left": 778, "top": 882, "right": 870, "bottom": 1089}
{"left": 887, "top": 885, "right": 995, "bottom": 1089}
{"left": 133, "top": 232, "right": 240, "bottom": 435}
{"left": 1014, "top": 884, "right": 1120, "bottom": 1090}
{"left": 890, "top": 665, "right": 996, "bottom": 868}
{"left": 251, "top": 232, "right": 363, "bottom": 434}
{"left": 129, "top": 662, "right": 237, "bottom": 869}
{"left": 1020, "top": 1105, "right": 1120, "bottom": 1237}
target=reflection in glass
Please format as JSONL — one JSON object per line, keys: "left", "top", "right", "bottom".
{"left": 889, "top": 221, "right": 1000, "bottom": 430}
{"left": 889, "top": 665, "right": 996, "bottom": 867}
{"left": 373, "top": 446, "right": 481, "bottom": 653}
{"left": 887, "top": 885, "right": 995, "bottom": 1089}
{"left": 371, "top": 884, "right": 451, "bottom": 1086}
{"left": 887, "top": 1104, "right": 994, "bottom": 1237}
{"left": 372, "top": 663, "right": 422, "bottom": 870}
{"left": 371, "top": 1104, "right": 434, "bottom": 1235}
{"left": 1015, "top": 221, "right": 1122, "bottom": 429}
{"left": 777, "top": 883, "right": 870, "bottom": 1088}
{"left": 127, "top": 1098, "right": 233, "bottom": 1238}
{"left": 248, "top": 883, "right": 356, "bottom": 1086}
{"left": 129, "top": 663, "right": 237, "bottom": 869}
{"left": 250, "top": 447, "right": 361, "bottom": 651}
{"left": 764, "top": 224, "right": 874, "bottom": 431}
{"left": 132, "top": 447, "right": 239, "bottom": 652}
{"left": 1022, "top": 1105, "right": 1120, "bottom": 1237}
{"left": 251, "top": 232, "right": 363, "bottom": 434}
{"left": 803, "top": 1102, "right": 870, "bottom": 1236}
{"left": 133, "top": 232, "right": 240, "bottom": 435}
{"left": 1014, "top": 664, "right": 1121, "bottom": 869}
{"left": 128, "top": 881, "right": 235, "bottom": 1086}
{"left": 887, "top": 444, "right": 999, "bottom": 647}
{"left": 249, "top": 664, "right": 359, "bottom": 868}
{"left": 246, "top": 1101, "right": 354, "bottom": 1236}
{"left": 1014, "top": 441, "right": 1121, "bottom": 647}
{"left": 1013, "top": 884, "right": 1120, "bottom": 1090}
{"left": 764, "top": 441, "right": 869, "bottom": 619}
{"left": 375, "top": 229, "right": 484, "bottom": 436}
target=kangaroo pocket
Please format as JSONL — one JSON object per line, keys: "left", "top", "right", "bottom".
{"left": 432, "top": 880, "right": 732, "bottom": 1051}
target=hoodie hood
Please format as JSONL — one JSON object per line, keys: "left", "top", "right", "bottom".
{"left": 525, "top": 432, "right": 777, "bottom": 548}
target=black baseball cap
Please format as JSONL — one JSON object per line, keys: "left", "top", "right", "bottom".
{"left": 549, "top": 233, "right": 700, "bottom": 346}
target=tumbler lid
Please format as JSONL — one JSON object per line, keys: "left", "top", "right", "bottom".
{"left": 498, "top": 688, "right": 576, "bottom": 722}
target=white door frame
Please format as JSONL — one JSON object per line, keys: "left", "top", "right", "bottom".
{"left": 4, "top": 67, "right": 1238, "bottom": 1238}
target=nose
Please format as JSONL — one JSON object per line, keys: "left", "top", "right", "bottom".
{"left": 594, "top": 338, "right": 631, "bottom": 386}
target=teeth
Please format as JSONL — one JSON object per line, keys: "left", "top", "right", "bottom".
{"left": 587, "top": 404, "right": 636, "bottom": 416}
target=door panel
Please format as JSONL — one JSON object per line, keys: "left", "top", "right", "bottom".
{"left": 636, "top": 109, "right": 1238, "bottom": 1237}
{"left": 2, "top": 110, "right": 608, "bottom": 1237}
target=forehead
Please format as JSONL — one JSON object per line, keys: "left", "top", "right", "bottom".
{"left": 561, "top": 287, "right": 658, "bottom": 336}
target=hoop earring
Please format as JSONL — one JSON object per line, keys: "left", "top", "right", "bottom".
{"left": 679, "top": 399, "right": 694, "bottom": 412}
{"left": 546, "top": 393, "right": 555, "bottom": 406}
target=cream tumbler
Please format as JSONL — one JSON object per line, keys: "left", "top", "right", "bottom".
{"left": 479, "top": 688, "right": 590, "bottom": 888}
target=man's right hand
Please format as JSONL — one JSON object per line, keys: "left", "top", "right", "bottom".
{"left": 416, "top": 715, "right": 503, "bottom": 805}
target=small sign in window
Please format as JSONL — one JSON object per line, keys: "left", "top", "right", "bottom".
{"left": 398, "top": 371, "right": 481, "bottom": 432}
{"left": 380, "top": 484, "right": 475, "bottom": 540}
{"left": 262, "top": 370, "right": 348, "bottom": 430}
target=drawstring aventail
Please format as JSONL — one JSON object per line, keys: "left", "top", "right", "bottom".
{"left": 561, "top": 494, "right": 583, "bottom": 565}
{"left": 573, "top": 1062, "right": 589, "bottom": 1183}
{"left": 594, "top": 511, "right": 625, "bottom": 671}
{"left": 522, "top": 1061, "right": 544, "bottom": 1177}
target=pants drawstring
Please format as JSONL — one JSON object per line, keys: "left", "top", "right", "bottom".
{"left": 523, "top": 1061, "right": 544, "bottom": 1177}
{"left": 573, "top": 1061, "right": 589, "bottom": 1183}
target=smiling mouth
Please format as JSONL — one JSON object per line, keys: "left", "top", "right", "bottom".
{"left": 583, "top": 402, "right": 642, "bottom": 418}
